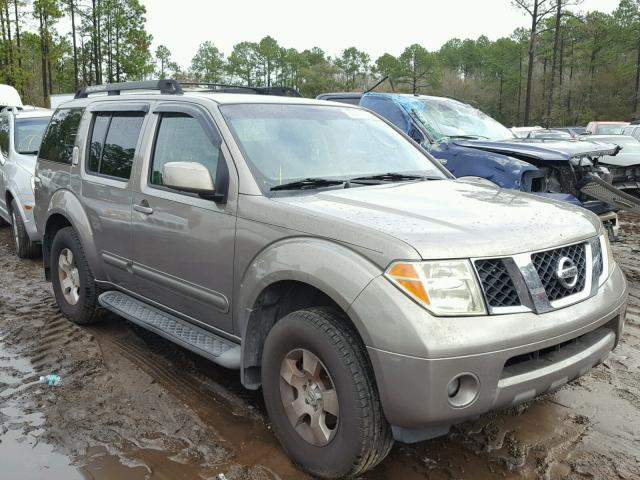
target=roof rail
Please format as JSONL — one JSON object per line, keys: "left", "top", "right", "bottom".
{"left": 74, "top": 79, "right": 183, "bottom": 99}
{"left": 181, "top": 82, "right": 302, "bottom": 97}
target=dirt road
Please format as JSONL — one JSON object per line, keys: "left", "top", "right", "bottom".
{"left": 1, "top": 214, "right": 639, "bottom": 479}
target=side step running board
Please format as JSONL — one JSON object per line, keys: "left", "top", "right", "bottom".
{"left": 99, "top": 291, "right": 241, "bottom": 369}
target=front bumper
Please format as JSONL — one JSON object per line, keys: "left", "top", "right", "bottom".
{"left": 351, "top": 265, "right": 627, "bottom": 437}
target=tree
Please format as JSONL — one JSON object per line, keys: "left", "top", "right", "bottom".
{"left": 396, "top": 44, "right": 439, "bottom": 94}
{"left": 189, "top": 41, "right": 224, "bottom": 82}
{"left": 257, "top": 35, "right": 279, "bottom": 86}
{"left": 615, "top": 0, "right": 640, "bottom": 117}
{"left": 335, "top": 47, "right": 370, "bottom": 90}
{"left": 374, "top": 53, "right": 400, "bottom": 81}
{"left": 226, "top": 41, "right": 260, "bottom": 86}
{"left": 155, "top": 44, "right": 171, "bottom": 79}
{"left": 512, "top": 0, "right": 557, "bottom": 125}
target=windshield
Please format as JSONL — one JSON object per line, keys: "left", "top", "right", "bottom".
{"left": 15, "top": 117, "right": 50, "bottom": 154}
{"left": 412, "top": 98, "right": 515, "bottom": 141}
{"left": 596, "top": 124, "right": 627, "bottom": 135}
{"left": 221, "top": 104, "right": 446, "bottom": 191}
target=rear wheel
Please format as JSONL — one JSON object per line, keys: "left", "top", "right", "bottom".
{"left": 10, "top": 199, "right": 41, "bottom": 259}
{"left": 50, "top": 227, "right": 104, "bottom": 325}
{"left": 262, "top": 307, "right": 393, "bottom": 478}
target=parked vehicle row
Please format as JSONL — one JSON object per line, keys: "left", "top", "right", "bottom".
{"left": 0, "top": 80, "right": 631, "bottom": 478}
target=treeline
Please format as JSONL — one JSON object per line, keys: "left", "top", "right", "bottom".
{"left": 0, "top": 0, "right": 151, "bottom": 105}
{"left": 2, "top": 0, "right": 640, "bottom": 127}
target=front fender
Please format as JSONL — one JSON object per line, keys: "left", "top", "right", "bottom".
{"left": 235, "top": 237, "right": 383, "bottom": 339}
{"left": 44, "top": 189, "right": 105, "bottom": 280}
{"left": 5, "top": 184, "right": 39, "bottom": 241}
{"left": 434, "top": 144, "right": 538, "bottom": 190}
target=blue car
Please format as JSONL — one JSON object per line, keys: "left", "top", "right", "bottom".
{"left": 317, "top": 92, "right": 640, "bottom": 234}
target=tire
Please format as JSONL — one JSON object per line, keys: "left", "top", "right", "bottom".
{"left": 50, "top": 226, "right": 104, "bottom": 325}
{"left": 10, "top": 199, "right": 41, "bottom": 259}
{"left": 262, "top": 307, "right": 393, "bottom": 478}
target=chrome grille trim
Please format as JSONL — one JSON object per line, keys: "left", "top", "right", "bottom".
{"left": 473, "top": 238, "right": 600, "bottom": 315}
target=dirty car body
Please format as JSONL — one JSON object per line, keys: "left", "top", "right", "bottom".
{"left": 33, "top": 81, "right": 628, "bottom": 478}
{"left": 0, "top": 107, "right": 53, "bottom": 256}
{"left": 358, "top": 93, "right": 640, "bottom": 224}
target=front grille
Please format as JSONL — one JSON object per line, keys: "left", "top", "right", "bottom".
{"left": 531, "top": 243, "right": 587, "bottom": 301}
{"left": 475, "top": 259, "right": 521, "bottom": 308}
{"left": 609, "top": 165, "right": 640, "bottom": 183}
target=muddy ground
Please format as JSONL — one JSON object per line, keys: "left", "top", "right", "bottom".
{"left": 1, "top": 215, "right": 639, "bottom": 480}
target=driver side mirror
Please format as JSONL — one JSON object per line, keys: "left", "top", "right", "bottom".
{"left": 163, "top": 161, "right": 215, "bottom": 196}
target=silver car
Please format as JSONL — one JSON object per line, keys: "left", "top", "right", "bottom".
{"left": 33, "top": 80, "right": 628, "bottom": 478}
{"left": 0, "top": 106, "right": 53, "bottom": 257}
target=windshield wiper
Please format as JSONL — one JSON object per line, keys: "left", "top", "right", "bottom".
{"left": 18, "top": 150, "right": 39, "bottom": 155}
{"left": 350, "top": 172, "right": 434, "bottom": 184}
{"left": 270, "top": 178, "right": 346, "bottom": 191}
{"left": 445, "top": 135, "right": 490, "bottom": 140}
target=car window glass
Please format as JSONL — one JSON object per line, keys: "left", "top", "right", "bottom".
{"left": 39, "top": 108, "right": 83, "bottom": 164}
{"left": 88, "top": 114, "right": 110, "bottom": 172}
{"left": 150, "top": 113, "right": 220, "bottom": 188}
{"left": 14, "top": 117, "right": 50, "bottom": 154}
{"left": 87, "top": 113, "right": 144, "bottom": 180}
{"left": 0, "top": 116, "right": 9, "bottom": 158}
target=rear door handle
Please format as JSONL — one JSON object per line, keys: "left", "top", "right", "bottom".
{"left": 133, "top": 200, "right": 153, "bottom": 215}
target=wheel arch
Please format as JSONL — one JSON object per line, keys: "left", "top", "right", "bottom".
{"left": 42, "top": 189, "right": 103, "bottom": 281}
{"left": 237, "top": 238, "right": 382, "bottom": 389}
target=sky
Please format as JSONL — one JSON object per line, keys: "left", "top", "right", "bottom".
{"left": 141, "top": 0, "right": 621, "bottom": 69}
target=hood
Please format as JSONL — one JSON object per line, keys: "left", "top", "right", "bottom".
{"left": 274, "top": 180, "right": 601, "bottom": 259}
{"left": 452, "top": 138, "right": 620, "bottom": 162}
{"left": 598, "top": 152, "right": 640, "bottom": 167}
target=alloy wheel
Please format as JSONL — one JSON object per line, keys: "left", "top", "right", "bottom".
{"left": 279, "top": 348, "right": 339, "bottom": 446}
{"left": 58, "top": 248, "right": 81, "bottom": 305}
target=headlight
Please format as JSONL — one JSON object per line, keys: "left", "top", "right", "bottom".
{"left": 385, "top": 260, "right": 486, "bottom": 316}
{"left": 599, "top": 234, "right": 615, "bottom": 285}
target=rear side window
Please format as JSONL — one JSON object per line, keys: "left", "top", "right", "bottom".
{"left": 0, "top": 116, "right": 9, "bottom": 158}
{"left": 39, "top": 108, "right": 84, "bottom": 163}
{"left": 150, "top": 113, "right": 220, "bottom": 187}
{"left": 87, "top": 113, "right": 145, "bottom": 180}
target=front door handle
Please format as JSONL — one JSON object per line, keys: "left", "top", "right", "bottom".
{"left": 133, "top": 200, "right": 153, "bottom": 215}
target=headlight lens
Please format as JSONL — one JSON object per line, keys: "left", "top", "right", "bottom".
{"left": 385, "top": 260, "right": 486, "bottom": 316}
{"left": 599, "top": 234, "right": 615, "bottom": 285}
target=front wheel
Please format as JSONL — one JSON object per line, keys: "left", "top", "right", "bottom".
{"left": 11, "top": 199, "right": 41, "bottom": 259}
{"left": 262, "top": 307, "right": 393, "bottom": 478}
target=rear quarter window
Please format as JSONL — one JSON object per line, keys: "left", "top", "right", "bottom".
{"left": 39, "top": 108, "right": 84, "bottom": 164}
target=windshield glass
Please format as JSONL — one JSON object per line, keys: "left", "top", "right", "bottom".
{"left": 221, "top": 104, "right": 446, "bottom": 191}
{"left": 412, "top": 98, "right": 515, "bottom": 141}
{"left": 596, "top": 124, "right": 627, "bottom": 135}
{"left": 15, "top": 117, "right": 50, "bottom": 154}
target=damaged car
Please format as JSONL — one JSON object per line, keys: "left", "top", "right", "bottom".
{"left": 354, "top": 93, "right": 640, "bottom": 232}
{"left": 579, "top": 134, "right": 640, "bottom": 200}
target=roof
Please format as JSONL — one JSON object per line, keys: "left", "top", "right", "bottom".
{"left": 15, "top": 108, "right": 53, "bottom": 119}
{"left": 58, "top": 91, "right": 351, "bottom": 109}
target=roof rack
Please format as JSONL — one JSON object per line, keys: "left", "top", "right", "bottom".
{"left": 74, "top": 79, "right": 302, "bottom": 100}
{"left": 74, "top": 79, "right": 183, "bottom": 99}
{"left": 181, "top": 82, "right": 302, "bottom": 97}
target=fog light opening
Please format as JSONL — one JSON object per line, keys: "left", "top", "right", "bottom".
{"left": 447, "top": 378, "right": 461, "bottom": 398}
{"left": 447, "top": 373, "right": 479, "bottom": 408}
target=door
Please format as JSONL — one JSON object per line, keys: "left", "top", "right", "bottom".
{"left": 80, "top": 106, "right": 147, "bottom": 288}
{"left": 131, "top": 104, "right": 236, "bottom": 334}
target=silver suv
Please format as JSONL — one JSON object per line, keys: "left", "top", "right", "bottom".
{"left": 34, "top": 80, "right": 628, "bottom": 478}
{"left": 0, "top": 106, "right": 53, "bottom": 258}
